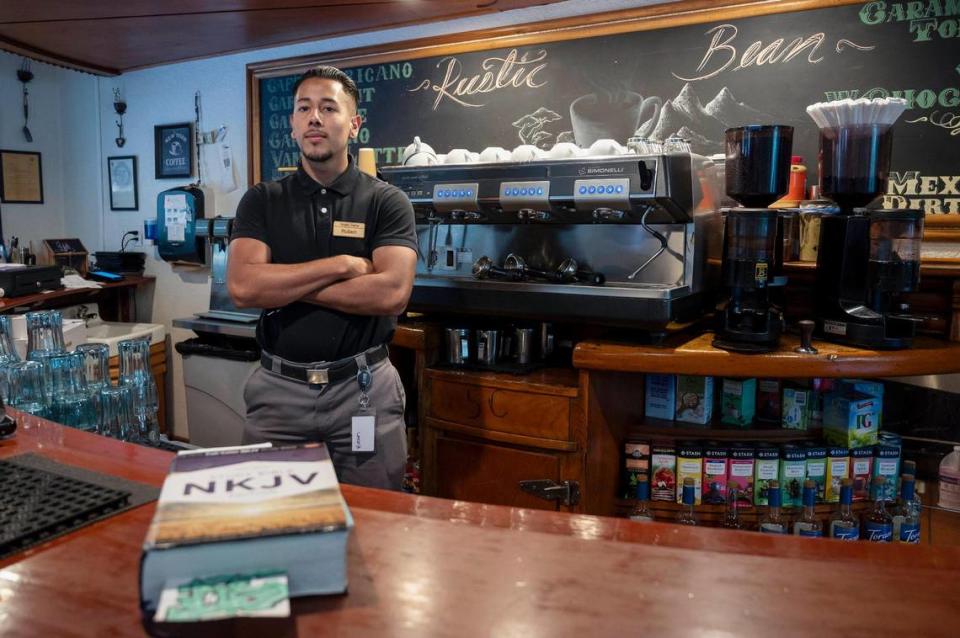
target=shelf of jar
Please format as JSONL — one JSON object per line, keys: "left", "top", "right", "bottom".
{"left": 573, "top": 332, "right": 960, "bottom": 378}
{"left": 625, "top": 418, "right": 818, "bottom": 443}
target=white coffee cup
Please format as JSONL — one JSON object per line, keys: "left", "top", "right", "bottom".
{"left": 548, "top": 142, "right": 582, "bottom": 159}
{"left": 588, "top": 138, "right": 626, "bottom": 156}
{"left": 511, "top": 145, "right": 544, "bottom": 162}
{"left": 404, "top": 152, "right": 439, "bottom": 167}
{"left": 445, "top": 148, "right": 474, "bottom": 164}
{"left": 479, "top": 146, "right": 511, "bottom": 163}
{"left": 400, "top": 136, "right": 437, "bottom": 165}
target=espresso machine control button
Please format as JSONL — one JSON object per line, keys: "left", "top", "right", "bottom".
{"left": 573, "top": 178, "right": 630, "bottom": 212}
{"left": 499, "top": 181, "right": 550, "bottom": 212}
{"left": 433, "top": 182, "right": 479, "bottom": 214}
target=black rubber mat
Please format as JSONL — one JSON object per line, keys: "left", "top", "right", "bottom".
{"left": 0, "top": 454, "right": 160, "bottom": 559}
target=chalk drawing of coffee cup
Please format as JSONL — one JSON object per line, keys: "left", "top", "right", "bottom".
{"left": 570, "top": 91, "right": 645, "bottom": 148}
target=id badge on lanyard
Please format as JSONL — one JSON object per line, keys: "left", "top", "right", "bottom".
{"left": 351, "top": 364, "right": 376, "bottom": 453}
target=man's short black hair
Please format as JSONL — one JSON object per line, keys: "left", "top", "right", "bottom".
{"left": 292, "top": 65, "right": 360, "bottom": 112}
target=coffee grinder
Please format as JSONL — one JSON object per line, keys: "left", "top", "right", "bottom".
{"left": 806, "top": 99, "right": 923, "bottom": 349}
{"left": 713, "top": 125, "right": 793, "bottom": 353}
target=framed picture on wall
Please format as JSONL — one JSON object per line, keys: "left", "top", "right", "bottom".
{"left": 0, "top": 149, "right": 43, "bottom": 203}
{"left": 108, "top": 155, "right": 138, "bottom": 210}
{"left": 154, "top": 122, "right": 193, "bottom": 179}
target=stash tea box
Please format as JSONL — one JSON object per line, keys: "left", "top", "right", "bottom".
{"left": 651, "top": 445, "right": 677, "bottom": 502}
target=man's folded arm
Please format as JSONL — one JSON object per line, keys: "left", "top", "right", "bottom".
{"left": 299, "top": 245, "right": 416, "bottom": 315}
{"left": 227, "top": 237, "right": 373, "bottom": 308}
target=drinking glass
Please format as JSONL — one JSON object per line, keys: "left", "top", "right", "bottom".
{"left": 98, "top": 385, "right": 137, "bottom": 441}
{"left": 76, "top": 342, "right": 112, "bottom": 425}
{"left": 8, "top": 360, "right": 49, "bottom": 417}
{"left": 76, "top": 343, "right": 111, "bottom": 391}
{"left": 0, "top": 315, "right": 20, "bottom": 362}
{"left": 47, "top": 351, "right": 96, "bottom": 431}
{"left": 118, "top": 338, "right": 160, "bottom": 443}
{"left": 25, "top": 310, "right": 66, "bottom": 358}
{"left": 26, "top": 350, "right": 59, "bottom": 412}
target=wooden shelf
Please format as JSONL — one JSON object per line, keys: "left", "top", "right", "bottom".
{"left": 392, "top": 322, "right": 429, "bottom": 350}
{"left": 573, "top": 332, "right": 960, "bottom": 378}
{"left": 0, "top": 275, "right": 154, "bottom": 314}
{"left": 625, "top": 419, "right": 818, "bottom": 443}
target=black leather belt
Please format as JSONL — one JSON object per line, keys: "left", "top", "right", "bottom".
{"left": 260, "top": 343, "right": 389, "bottom": 385}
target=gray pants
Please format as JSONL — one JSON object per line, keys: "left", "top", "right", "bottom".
{"left": 242, "top": 356, "right": 407, "bottom": 490}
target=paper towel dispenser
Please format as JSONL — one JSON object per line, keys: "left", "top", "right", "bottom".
{"left": 157, "top": 185, "right": 206, "bottom": 264}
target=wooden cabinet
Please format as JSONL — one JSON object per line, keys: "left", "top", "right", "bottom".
{"left": 434, "top": 436, "right": 564, "bottom": 509}
{"left": 423, "top": 367, "right": 586, "bottom": 512}
{"left": 417, "top": 324, "right": 960, "bottom": 521}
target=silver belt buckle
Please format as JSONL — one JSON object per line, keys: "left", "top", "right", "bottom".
{"left": 307, "top": 368, "right": 329, "bottom": 385}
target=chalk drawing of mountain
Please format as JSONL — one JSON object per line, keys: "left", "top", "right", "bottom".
{"left": 636, "top": 84, "right": 772, "bottom": 154}
{"left": 705, "top": 87, "right": 770, "bottom": 127}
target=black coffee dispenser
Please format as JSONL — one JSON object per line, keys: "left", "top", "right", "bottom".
{"left": 713, "top": 125, "right": 793, "bottom": 353}
{"left": 809, "top": 100, "right": 923, "bottom": 348}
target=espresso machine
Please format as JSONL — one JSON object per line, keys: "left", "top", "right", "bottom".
{"left": 379, "top": 152, "right": 722, "bottom": 332}
{"left": 807, "top": 99, "right": 924, "bottom": 349}
{"left": 712, "top": 125, "right": 793, "bottom": 353}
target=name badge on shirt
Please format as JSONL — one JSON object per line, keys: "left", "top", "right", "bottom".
{"left": 333, "top": 221, "right": 365, "bottom": 238}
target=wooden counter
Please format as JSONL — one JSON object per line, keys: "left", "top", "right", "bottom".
{"left": 0, "top": 275, "right": 154, "bottom": 321}
{"left": 2, "top": 412, "right": 960, "bottom": 636}
{"left": 574, "top": 332, "right": 960, "bottom": 378}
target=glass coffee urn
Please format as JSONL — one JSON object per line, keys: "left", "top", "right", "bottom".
{"left": 809, "top": 99, "right": 924, "bottom": 348}
{"left": 713, "top": 125, "right": 793, "bottom": 353}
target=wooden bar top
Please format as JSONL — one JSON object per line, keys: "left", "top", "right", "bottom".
{"left": 0, "top": 275, "right": 154, "bottom": 313}
{"left": 574, "top": 332, "right": 960, "bottom": 378}
{"left": 2, "top": 411, "right": 959, "bottom": 636}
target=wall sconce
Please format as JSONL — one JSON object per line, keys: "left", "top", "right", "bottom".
{"left": 113, "top": 88, "right": 127, "bottom": 147}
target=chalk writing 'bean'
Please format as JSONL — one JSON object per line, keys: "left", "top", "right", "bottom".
{"left": 673, "top": 24, "right": 872, "bottom": 82}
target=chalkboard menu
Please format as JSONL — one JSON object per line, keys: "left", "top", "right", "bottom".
{"left": 252, "top": 1, "right": 959, "bottom": 216}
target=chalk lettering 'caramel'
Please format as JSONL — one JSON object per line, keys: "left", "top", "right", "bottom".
{"left": 409, "top": 49, "right": 548, "bottom": 110}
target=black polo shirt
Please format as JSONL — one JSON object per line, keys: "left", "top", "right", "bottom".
{"left": 231, "top": 157, "right": 418, "bottom": 363}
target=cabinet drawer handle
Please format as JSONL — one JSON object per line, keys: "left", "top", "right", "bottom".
{"left": 464, "top": 387, "right": 482, "bottom": 419}
{"left": 488, "top": 390, "right": 508, "bottom": 418}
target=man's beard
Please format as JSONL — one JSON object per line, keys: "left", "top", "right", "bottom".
{"left": 302, "top": 149, "right": 333, "bottom": 164}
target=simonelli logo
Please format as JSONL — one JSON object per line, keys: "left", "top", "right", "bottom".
{"left": 579, "top": 166, "right": 626, "bottom": 175}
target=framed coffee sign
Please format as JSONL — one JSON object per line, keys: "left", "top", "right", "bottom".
{"left": 154, "top": 123, "right": 193, "bottom": 179}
